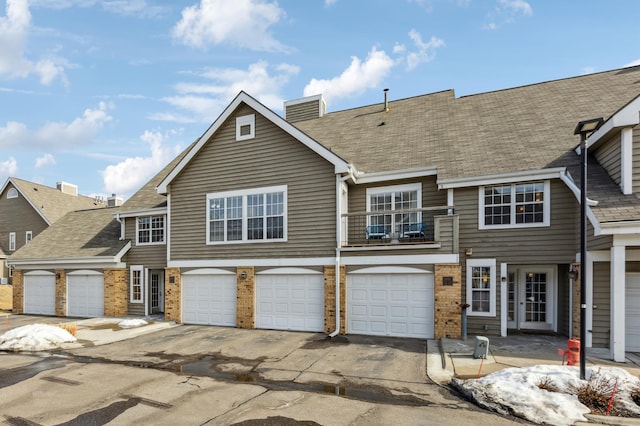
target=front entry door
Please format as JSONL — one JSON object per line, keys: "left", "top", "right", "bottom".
{"left": 507, "top": 266, "right": 556, "bottom": 331}
{"left": 149, "top": 271, "right": 164, "bottom": 314}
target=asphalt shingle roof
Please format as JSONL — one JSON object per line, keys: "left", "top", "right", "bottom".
{"left": 10, "top": 178, "right": 104, "bottom": 224}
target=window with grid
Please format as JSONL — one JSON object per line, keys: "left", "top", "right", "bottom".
{"left": 137, "top": 216, "right": 165, "bottom": 245}
{"left": 207, "top": 186, "right": 286, "bottom": 244}
{"left": 466, "top": 259, "right": 496, "bottom": 316}
{"left": 480, "top": 181, "right": 548, "bottom": 229}
{"left": 9, "top": 232, "right": 15, "bottom": 251}
{"left": 366, "top": 183, "right": 421, "bottom": 235}
{"left": 130, "top": 266, "right": 143, "bottom": 303}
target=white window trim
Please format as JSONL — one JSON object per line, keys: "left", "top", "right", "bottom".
{"left": 478, "top": 180, "right": 550, "bottom": 230}
{"left": 9, "top": 232, "right": 16, "bottom": 251}
{"left": 136, "top": 215, "right": 166, "bottom": 246}
{"left": 206, "top": 185, "right": 288, "bottom": 245}
{"left": 466, "top": 258, "right": 496, "bottom": 317}
{"left": 365, "top": 182, "right": 422, "bottom": 211}
{"left": 236, "top": 114, "right": 255, "bottom": 141}
{"left": 130, "top": 265, "right": 145, "bottom": 303}
{"left": 25, "top": 231, "right": 32, "bottom": 244}
{"left": 7, "top": 188, "right": 18, "bottom": 199}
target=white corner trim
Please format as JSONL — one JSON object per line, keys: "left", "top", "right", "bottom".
{"left": 621, "top": 128, "right": 633, "bottom": 195}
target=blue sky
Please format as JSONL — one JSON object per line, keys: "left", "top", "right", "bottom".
{"left": 1, "top": 0, "right": 639, "bottom": 200}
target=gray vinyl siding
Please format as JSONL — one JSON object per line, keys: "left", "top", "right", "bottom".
{"left": 123, "top": 217, "right": 167, "bottom": 269}
{"left": 285, "top": 100, "right": 322, "bottom": 123}
{"left": 592, "top": 262, "right": 611, "bottom": 348}
{"left": 633, "top": 125, "right": 640, "bottom": 195}
{"left": 594, "top": 133, "right": 621, "bottom": 186}
{"left": 169, "top": 104, "right": 337, "bottom": 261}
{"left": 0, "top": 183, "right": 49, "bottom": 253}
{"left": 627, "top": 261, "right": 640, "bottom": 273}
{"left": 456, "top": 180, "right": 577, "bottom": 335}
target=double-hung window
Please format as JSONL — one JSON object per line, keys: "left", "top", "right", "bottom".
{"left": 130, "top": 266, "right": 144, "bottom": 303}
{"left": 466, "top": 259, "right": 496, "bottom": 316}
{"left": 366, "top": 183, "right": 421, "bottom": 236}
{"left": 479, "top": 181, "right": 549, "bottom": 229}
{"left": 137, "top": 216, "right": 165, "bottom": 245}
{"left": 207, "top": 185, "right": 286, "bottom": 244}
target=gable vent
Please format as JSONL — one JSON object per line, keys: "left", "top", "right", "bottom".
{"left": 284, "top": 94, "right": 326, "bottom": 123}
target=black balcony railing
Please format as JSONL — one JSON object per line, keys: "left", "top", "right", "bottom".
{"left": 340, "top": 206, "right": 454, "bottom": 247}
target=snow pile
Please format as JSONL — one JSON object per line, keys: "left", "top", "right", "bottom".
{"left": 0, "top": 324, "right": 77, "bottom": 351}
{"left": 453, "top": 365, "right": 640, "bottom": 426}
{"left": 118, "top": 319, "right": 148, "bottom": 329}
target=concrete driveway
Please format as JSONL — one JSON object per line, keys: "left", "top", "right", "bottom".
{"left": 0, "top": 316, "right": 522, "bottom": 425}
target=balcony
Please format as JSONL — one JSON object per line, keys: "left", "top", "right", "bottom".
{"left": 340, "top": 206, "right": 458, "bottom": 252}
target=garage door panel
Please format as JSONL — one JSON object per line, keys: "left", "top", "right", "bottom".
{"left": 182, "top": 274, "right": 236, "bottom": 326}
{"left": 256, "top": 274, "right": 324, "bottom": 332}
{"left": 68, "top": 275, "right": 104, "bottom": 318}
{"left": 347, "top": 272, "right": 434, "bottom": 339}
{"left": 24, "top": 275, "right": 56, "bottom": 316}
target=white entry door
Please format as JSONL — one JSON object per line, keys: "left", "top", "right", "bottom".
{"left": 68, "top": 272, "right": 104, "bottom": 317}
{"left": 347, "top": 269, "right": 434, "bottom": 339}
{"left": 256, "top": 271, "right": 324, "bottom": 332}
{"left": 24, "top": 272, "right": 56, "bottom": 315}
{"left": 181, "top": 272, "right": 237, "bottom": 326}
{"left": 626, "top": 273, "right": 640, "bottom": 352}
{"left": 518, "top": 267, "right": 555, "bottom": 331}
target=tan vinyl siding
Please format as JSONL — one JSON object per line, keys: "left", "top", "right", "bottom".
{"left": 285, "top": 99, "right": 323, "bottom": 123}
{"left": 594, "top": 133, "right": 621, "bottom": 185}
{"left": 169, "top": 105, "right": 336, "bottom": 261}
{"left": 633, "top": 125, "right": 640, "bottom": 195}
{"left": 123, "top": 217, "right": 167, "bottom": 268}
{"left": 588, "top": 231, "right": 613, "bottom": 251}
{"left": 0, "top": 183, "right": 49, "bottom": 253}
{"left": 592, "top": 262, "right": 611, "bottom": 348}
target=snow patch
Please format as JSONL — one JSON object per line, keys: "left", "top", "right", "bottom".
{"left": 0, "top": 324, "right": 77, "bottom": 352}
{"left": 118, "top": 319, "right": 148, "bottom": 329}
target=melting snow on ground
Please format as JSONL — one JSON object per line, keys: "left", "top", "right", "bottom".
{"left": 453, "top": 364, "right": 640, "bottom": 426}
{"left": 118, "top": 319, "right": 148, "bottom": 328}
{"left": 0, "top": 324, "right": 76, "bottom": 351}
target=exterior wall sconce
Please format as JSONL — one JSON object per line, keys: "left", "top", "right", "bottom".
{"left": 568, "top": 269, "right": 578, "bottom": 281}
{"left": 501, "top": 276, "right": 507, "bottom": 283}
{"left": 465, "top": 248, "right": 473, "bottom": 256}
{"left": 240, "top": 271, "right": 247, "bottom": 279}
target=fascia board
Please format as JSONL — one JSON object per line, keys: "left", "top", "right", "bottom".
{"left": 586, "top": 94, "right": 640, "bottom": 149}
{"left": 157, "top": 92, "right": 349, "bottom": 194}
{"left": 598, "top": 221, "right": 640, "bottom": 235}
{"left": 437, "top": 168, "right": 565, "bottom": 189}
{"left": 116, "top": 208, "right": 167, "bottom": 218}
{"left": 353, "top": 166, "right": 438, "bottom": 184}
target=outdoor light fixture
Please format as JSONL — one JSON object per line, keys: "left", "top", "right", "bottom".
{"left": 240, "top": 271, "right": 247, "bottom": 279}
{"left": 574, "top": 117, "right": 604, "bottom": 380}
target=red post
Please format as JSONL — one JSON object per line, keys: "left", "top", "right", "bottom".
{"left": 567, "top": 338, "right": 580, "bottom": 366}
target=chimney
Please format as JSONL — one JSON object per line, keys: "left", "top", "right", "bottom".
{"left": 107, "top": 193, "right": 123, "bottom": 207}
{"left": 383, "top": 88, "right": 389, "bottom": 112}
{"left": 56, "top": 181, "right": 78, "bottom": 196}
{"left": 284, "top": 94, "right": 326, "bottom": 123}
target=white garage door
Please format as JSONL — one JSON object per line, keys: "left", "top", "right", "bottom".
{"left": 626, "top": 273, "right": 640, "bottom": 352}
{"left": 24, "top": 272, "right": 56, "bottom": 315}
{"left": 256, "top": 272, "right": 324, "bottom": 332}
{"left": 348, "top": 270, "right": 434, "bottom": 339}
{"left": 68, "top": 273, "right": 104, "bottom": 318}
{"left": 182, "top": 272, "right": 237, "bottom": 326}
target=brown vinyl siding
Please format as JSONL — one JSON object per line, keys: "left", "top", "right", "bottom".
{"left": 0, "top": 183, "right": 49, "bottom": 253}
{"left": 123, "top": 217, "right": 167, "bottom": 269}
{"left": 456, "top": 180, "right": 578, "bottom": 334}
{"left": 169, "top": 104, "right": 337, "bottom": 261}
{"left": 285, "top": 99, "right": 323, "bottom": 123}
{"left": 633, "top": 125, "right": 640, "bottom": 195}
{"left": 592, "top": 262, "right": 611, "bottom": 348}
{"left": 594, "top": 133, "right": 621, "bottom": 186}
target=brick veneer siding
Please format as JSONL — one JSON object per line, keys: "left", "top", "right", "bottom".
{"left": 0, "top": 285, "right": 12, "bottom": 310}
{"left": 104, "top": 269, "right": 128, "bottom": 317}
{"left": 164, "top": 268, "right": 182, "bottom": 323}
{"left": 572, "top": 263, "right": 580, "bottom": 338}
{"left": 434, "top": 264, "right": 462, "bottom": 339}
{"left": 12, "top": 270, "right": 23, "bottom": 314}
{"left": 236, "top": 267, "right": 255, "bottom": 329}
{"left": 324, "top": 265, "right": 346, "bottom": 334}
{"left": 55, "top": 270, "right": 66, "bottom": 317}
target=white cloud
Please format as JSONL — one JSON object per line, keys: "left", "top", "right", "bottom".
{"left": 102, "top": 0, "right": 169, "bottom": 18}
{"left": 153, "top": 60, "right": 299, "bottom": 122}
{"left": 35, "top": 153, "right": 56, "bottom": 168}
{"left": 0, "top": 0, "right": 67, "bottom": 84}
{"left": 0, "top": 156, "right": 18, "bottom": 178}
{"left": 0, "top": 102, "right": 112, "bottom": 149}
{"left": 303, "top": 47, "right": 395, "bottom": 104}
{"left": 172, "top": 0, "right": 290, "bottom": 52}
{"left": 404, "top": 30, "right": 445, "bottom": 70}
{"left": 101, "top": 130, "right": 180, "bottom": 196}
{"left": 484, "top": 0, "right": 532, "bottom": 30}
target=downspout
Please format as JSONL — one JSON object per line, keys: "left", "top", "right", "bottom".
{"left": 115, "top": 213, "right": 124, "bottom": 240}
{"left": 329, "top": 173, "right": 351, "bottom": 337}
